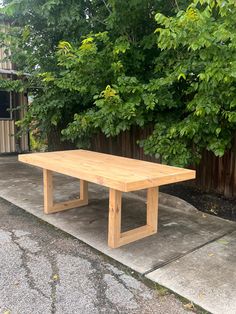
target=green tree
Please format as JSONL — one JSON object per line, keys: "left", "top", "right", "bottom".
{"left": 56, "top": 0, "right": 236, "bottom": 166}
{"left": 36, "top": 1, "right": 189, "bottom": 145}
{"left": 143, "top": 0, "right": 236, "bottom": 165}
{"left": 1, "top": 0, "right": 109, "bottom": 149}
{"left": 1, "top": 0, "right": 184, "bottom": 150}
{"left": 8, "top": 0, "right": 231, "bottom": 166}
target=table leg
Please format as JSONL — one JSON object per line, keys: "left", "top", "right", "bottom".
{"left": 43, "top": 169, "right": 88, "bottom": 214}
{"left": 108, "top": 187, "right": 159, "bottom": 248}
{"left": 147, "top": 187, "right": 159, "bottom": 233}
{"left": 43, "top": 169, "right": 53, "bottom": 213}
{"left": 108, "top": 189, "right": 122, "bottom": 248}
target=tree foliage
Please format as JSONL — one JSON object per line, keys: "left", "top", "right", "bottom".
{"left": 143, "top": 0, "right": 236, "bottom": 165}
{"left": 1, "top": 0, "right": 109, "bottom": 146}
{"left": 1, "top": 0, "right": 236, "bottom": 166}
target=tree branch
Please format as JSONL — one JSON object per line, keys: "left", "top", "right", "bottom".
{"left": 174, "top": 0, "right": 180, "bottom": 11}
{"left": 102, "top": 0, "right": 112, "bottom": 14}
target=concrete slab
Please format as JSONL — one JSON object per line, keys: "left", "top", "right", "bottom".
{"left": 146, "top": 231, "right": 236, "bottom": 314}
{"left": 0, "top": 156, "right": 235, "bottom": 275}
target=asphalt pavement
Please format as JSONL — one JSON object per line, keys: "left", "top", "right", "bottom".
{"left": 0, "top": 197, "right": 188, "bottom": 314}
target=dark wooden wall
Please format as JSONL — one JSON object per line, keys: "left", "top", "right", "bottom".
{"left": 90, "top": 127, "right": 236, "bottom": 198}
{"left": 196, "top": 136, "right": 236, "bottom": 198}
{"left": 90, "top": 126, "right": 156, "bottom": 162}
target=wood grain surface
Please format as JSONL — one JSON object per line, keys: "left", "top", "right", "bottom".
{"left": 19, "top": 150, "right": 196, "bottom": 192}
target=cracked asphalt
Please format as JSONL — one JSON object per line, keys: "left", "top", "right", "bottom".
{"left": 0, "top": 197, "right": 188, "bottom": 314}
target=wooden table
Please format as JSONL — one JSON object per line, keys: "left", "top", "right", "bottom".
{"left": 19, "top": 150, "right": 196, "bottom": 248}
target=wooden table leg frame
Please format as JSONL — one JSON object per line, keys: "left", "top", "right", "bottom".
{"left": 43, "top": 168, "right": 158, "bottom": 248}
{"left": 108, "top": 187, "right": 159, "bottom": 248}
{"left": 43, "top": 169, "right": 88, "bottom": 214}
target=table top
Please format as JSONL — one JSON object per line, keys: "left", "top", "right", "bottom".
{"left": 19, "top": 150, "right": 196, "bottom": 192}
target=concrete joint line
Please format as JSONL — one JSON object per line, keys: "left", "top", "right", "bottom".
{"left": 143, "top": 229, "right": 236, "bottom": 276}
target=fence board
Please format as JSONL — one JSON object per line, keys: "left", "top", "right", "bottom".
{"left": 90, "top": 127, "right": 236, "bottom": 198}
{"left": 90, "top": 126, "right": 156, "bottom": 162}
{"left": 196, "top": 136, "right": 236, "bottom": 198}
{"left": 0, "top": 120, "right": 16, "bottom": 153}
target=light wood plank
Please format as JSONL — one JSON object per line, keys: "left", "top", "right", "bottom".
{"left": 47, "top": 198, "right": 89, "bottom": 214}
{"left": 108, "top": 189, "right": 122, "bottom": 248}
{"left": 19, "top": 150, "right": 196, "bottom": 192}
{"left": 43, "top": 169, "right": 53, "bottom": 214}
{"left": 118, "top": 225, "right": 155, "bottom": 247}
{"left": 147, "top": 187, "right": 159, "bottom": 233}
{"left": 80, "top": 180, "right": 88, "bottom": 203}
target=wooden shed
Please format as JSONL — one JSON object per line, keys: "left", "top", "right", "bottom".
{"left": 0, "top": 22, "right": 29, "bottom": 154}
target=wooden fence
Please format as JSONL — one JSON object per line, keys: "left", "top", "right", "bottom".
{"left": 196, "top": 136, "right": 236, "bottom": 198}
{"left": 0, "top": 120, "right": 16, "bottom": 153}
{"left": 90, "top": 126, "right": 156, "bottom": 162}
{"left": 90, "top": 127, "right": 236, "bottom": 198}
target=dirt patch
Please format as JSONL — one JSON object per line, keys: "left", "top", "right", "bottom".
{"left": 160, "top": 182, "right": 236, "bottom": 222}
